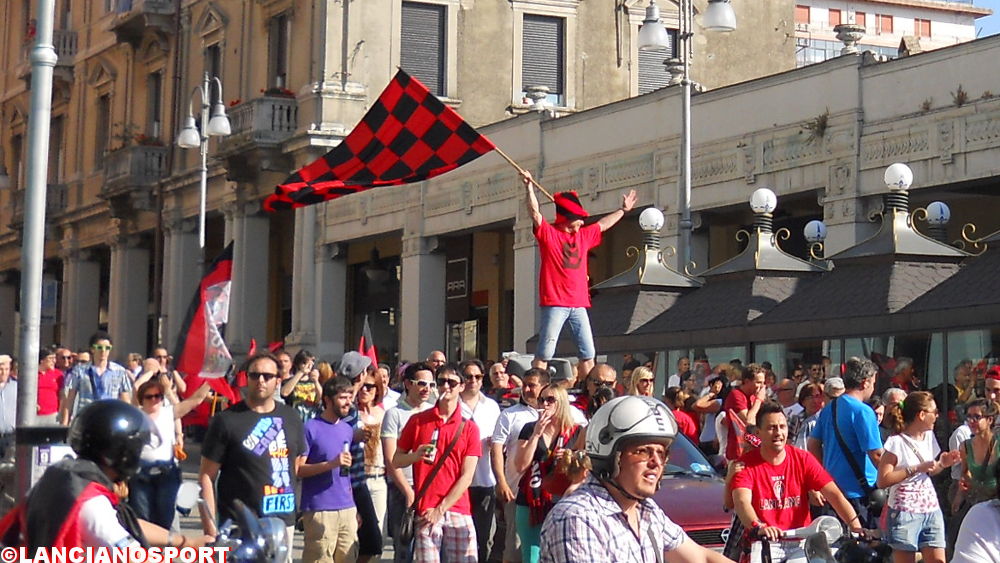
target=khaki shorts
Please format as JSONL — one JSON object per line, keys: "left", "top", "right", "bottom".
{"left": 301, "top": 507, "right": 359, "bottom": 563}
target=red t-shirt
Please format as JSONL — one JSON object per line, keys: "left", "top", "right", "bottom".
{"left": 722, "top": 388, "right": 756, "bottom": 461}
{"left": 731, "top": 446, "right": 833, "bottom": 531}
{"left": 673, "top": 408, "right": 698, "bottom": 442}
{"left": 398, "top": 404, "right": 481, "bottom": 515}
{"left": 534, "top": 221, "right": 602, "bottom": 307}
{"left": 37, "top": 368, "right": 64, "bottom": 415}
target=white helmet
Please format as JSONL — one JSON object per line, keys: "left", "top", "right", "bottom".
{"left": 587, "top": 395, "right": 678, "bottom": 479}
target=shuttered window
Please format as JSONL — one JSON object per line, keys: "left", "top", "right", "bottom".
{"left": 522, "top": 15, "right": 564, "bottom": 96}
{"left": 637, "top": 28, "right": 676, "bottom": 95}
{"left": 401, "top": 2, "right": 446, "bottom": 96}
{"left": 828, "top": 9, "right": 841, "bottom": 27}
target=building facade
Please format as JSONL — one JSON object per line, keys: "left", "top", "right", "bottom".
{"left": 794, "top": 0, "right": 990, "bottom": 66}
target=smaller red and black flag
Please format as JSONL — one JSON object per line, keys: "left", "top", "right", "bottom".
{"left": 264, "top": 69, "right": 496, "bottom": 211}
{"left": 173, "top": 242, "right": 240, "bottom": 405}
{"left": 359, "top": 315, "right": 378, "bottom": 367}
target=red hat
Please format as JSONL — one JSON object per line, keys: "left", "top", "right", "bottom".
{"left": 986, "top": 366, "right": 1000, "bottom": 381}
{"left": 553, "top": 191, "right": 589, "bottom": 224}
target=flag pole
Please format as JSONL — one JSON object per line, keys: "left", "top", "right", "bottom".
{"left": 493, "top": 147, "right": 555, "bottom": 202}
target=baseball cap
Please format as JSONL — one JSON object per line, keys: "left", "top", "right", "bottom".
{"left": 337, "top": 351, "right": 372, "bottom": 380}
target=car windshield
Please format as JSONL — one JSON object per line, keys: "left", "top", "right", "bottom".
{"left": 663, "top": 435, "right": 718, "bottom": 477}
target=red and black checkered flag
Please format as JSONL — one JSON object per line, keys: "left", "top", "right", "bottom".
{"left": 264, "top": 70, "right": 496, "bottom": 211}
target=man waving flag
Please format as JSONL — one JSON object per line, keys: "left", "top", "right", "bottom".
{"left": 264, "top": 70, "right": 498, "bottom": 211}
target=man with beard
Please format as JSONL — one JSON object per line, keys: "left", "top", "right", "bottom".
{"left": 297, "top": 377, "right": 358, "bottom": 563}
{"left": 198, "top": 353, "right": 306, "bottom": 563}
{"left": 732, "top": 402, "right": 863, "bottom": 562}
{"left": 540, "top": 396, "right": 729, "bottom": 562}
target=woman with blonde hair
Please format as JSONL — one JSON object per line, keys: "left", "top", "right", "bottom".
{"left": 627, "top": 365, "right": 655, "bottom": 397}
{"left": 513, "top": 385, "right": 585, "bottom": 563}
{"left": 877, "top": 391, "right": 962, "bottom": 563}
{"left": 355, "top": 369, "right": 387, "bottom": 540}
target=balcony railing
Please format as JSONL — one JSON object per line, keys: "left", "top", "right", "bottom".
{"left": 103, "top": 145, "right": 168, "bottom": 194}
{"left": 218, "top": 95, "right": 298, "bottom": 156}
{"left": 9, "top": 184, "right": 68, "bottom": 228}
{"left": 18, "top": 30, "right": 77, "bottom": 78}
{"left": 109, "top": 0, "right": 177, "bottom": 46}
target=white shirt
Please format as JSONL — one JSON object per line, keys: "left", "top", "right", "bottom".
{"left": 949, "top": 423, "right": 974, "bottom": 480}
{"left": 953, "top": 500, "right": 1000, "bottom": 563}
{"left": 667, "top": 374, "right": 681, "bottom": 388}
{"left": 382, "top": 398, "right": 432, "bottom": 485}
{"left": 883, "top": 431, "right": 941, "bottom": 513}
{"left": 79, "top": 496, "right": 141, "bottom": 548}
{"left": 461, "top": 392, "right": 501, "bottom": 488}
{"left": 491, "top": 403, "right": 540, "bottom": 489}
{"left": 383, "top": 388, "right": 400, "bottom": 411}
{"left": 140, "top": 404, "right": 176, "bottom": 463}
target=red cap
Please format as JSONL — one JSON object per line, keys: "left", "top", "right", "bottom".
{"left": 553, "top": 191, "right": 589, "bottom": 224}
{"left": 986, "top": 366, "right": 1000, "bottom": 381}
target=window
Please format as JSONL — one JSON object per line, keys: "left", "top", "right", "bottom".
{"left": 829, "top": 9, "right": 841, "bottom": 27}
{"left": 522, "top": 15, "right": 565, "bottom": 105}
{"left": 401, "top": 2, "right": 446, "bottom": 96}
{"left": 855, "top": 12, "right": 866, "bottom": 28}
{"left": 795, "top": 5, "right": 810, "bottom": 25}
{"left": 915, "top": 18, "right": 931, "bottom": 37}
{"left": 637, "top": 28, "right": 677, "bottom": 95}
{"left": 95, "top": 94, "right": 110, "bottom": 167}
{"left": 877, "top": 14, "right": 893, "bottom": 34}
{"left": 268, "top": 13, "right": 289, "bottom": 89}
{"left": 11, "top": 135, "right": 23, "bottom": 190}
{"left": 49, "top": 116, "right": 64, "bottom": 181}
{"left": 147, "top": 72, "right": 163, "bottom": 138}
{"left": 205, "top": 44, "right": 221, "bottom": 80}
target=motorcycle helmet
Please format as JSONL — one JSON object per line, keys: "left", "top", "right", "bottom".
{"left": 68, "top": 400, "right": 151, "bottom": 480}
{"left": 586, "top": 395, "right": 677, "bottom": 479}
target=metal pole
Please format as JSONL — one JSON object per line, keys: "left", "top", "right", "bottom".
{"left": 678, "top": 0, "right": 693, "bottom": 270}
{"left": 16, "top": 0, "right": 58, "bottom": 500}
{"left": 198, "top": 72, "right": 209, "bottom": 249}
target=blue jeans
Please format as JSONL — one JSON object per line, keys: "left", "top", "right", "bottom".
{"left": 129, "top": 462, "right": 181, "bottom": 529}
{"left": 885, "top": 507, "right": 946, "bottom": 551}
{"left": 536, "top": 307, "right": 595, "bottom": 361}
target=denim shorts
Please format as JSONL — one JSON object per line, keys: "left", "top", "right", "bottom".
{"left": 884, "top": 507, "right": 946, "bottom": 551}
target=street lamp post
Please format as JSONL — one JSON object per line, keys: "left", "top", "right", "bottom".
{"left": 177, "top": 72, "right": 231, "bottom": 249}
{"left": 638, "top": 0, "right": 736, "bottom": 270}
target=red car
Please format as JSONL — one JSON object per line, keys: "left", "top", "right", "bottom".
{"left": 653, "top": 435, "right": 733, "bottom": 550}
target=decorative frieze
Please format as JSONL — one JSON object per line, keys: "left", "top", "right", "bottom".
{"left": 862, "top": 130, "right": 930, "bottom": 164}
{"left": 692, "top": 150, "right": 738, "bottom": 181}
{"left": 605, "top": 154, "right": 654, "bottom": 189}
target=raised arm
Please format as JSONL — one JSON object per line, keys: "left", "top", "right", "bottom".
{"left": 596, "top": 189, "right": 637, "bottom": 232}
{"left": 523, "top": 172, "right": 544, "bottom": 228}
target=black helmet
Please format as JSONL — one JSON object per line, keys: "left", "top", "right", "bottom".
{"left": 68, "top": 400, "right": 150, "bottom": 479}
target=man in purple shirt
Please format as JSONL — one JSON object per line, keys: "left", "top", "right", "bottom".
{"left": 297, "top": 376, "right": 357, "bottom": 563}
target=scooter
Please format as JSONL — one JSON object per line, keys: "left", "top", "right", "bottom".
{"left": 757, "top": 516, "right": 842, "bottom": 563}
{"left": 177, "top": 481, "right": 289, "bottom": 563}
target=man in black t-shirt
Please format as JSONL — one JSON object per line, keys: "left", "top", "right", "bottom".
{"left": 199, "top": 353, "right": 306, "bottom": 562}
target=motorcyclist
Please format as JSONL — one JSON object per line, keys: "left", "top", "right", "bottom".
{"left": 0, "top": 400, "right": 210, "bottom": 551}
{"left": 539, "top": 395, "right": 731, "bottom": 562}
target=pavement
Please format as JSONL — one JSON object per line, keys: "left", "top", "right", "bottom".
{"left": 177, "top": 440, "right": 396, "bottom": 562}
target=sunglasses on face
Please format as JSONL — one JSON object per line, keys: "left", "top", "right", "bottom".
{"left": 540, "top": 396, "right": 557, "bottom": 405}
{"left": 638, "top": 378, "right": 654, "bottom": 384}
{"left": 623, "top": 445, "right": 669, "bottom": 464}
{"left": 143, "top": 393, "right": 164, "bottom": 401}
{"left": 249, "top": 371, "right": 280, "bottom": 382}
{"left": 92, "top": 345, "right": 113, "bottom": 351}
{"left": 59, "top": 355, "right": 72, "bottom": 360}
{"left": 967, "top": 414, "right": 986, "bottom": 422}
{"left": 413, "top": 380, "right": 436, "bottom": 388}
{"left": 437, "top": 378, "right": 462, "bottom": 388}
{"left": 361, "top": 383, "right": 377, "bottom": 391}
{"left": 465, "top": 374, "right": 484, "bottom": 381}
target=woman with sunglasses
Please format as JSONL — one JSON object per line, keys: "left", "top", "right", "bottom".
{"left": 953, "top": 401, "right": 1000, "bottom": 528}
{"left": 877, "top": 391, "right": 962, "bottom": 563}
{"left": 626, "top": 365, "right": 655, "bottom": 397}
{"left": 788, "top": 382, "right": 825, "bottom": 450}
{"left": 356, "top": 371, "right": 388, "bottom": 540}
{"left": 512, "top": 385, "right": 584, "bottom": 563}
{"left": 129, "top": 376, "right": 211, "bottom": 528}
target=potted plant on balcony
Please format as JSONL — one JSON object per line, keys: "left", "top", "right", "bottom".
{"left": 261, "top": 86, "right": 295, "bottom": 98}
{"left": 134, "top": 133, "right": 164, "bottom": 147}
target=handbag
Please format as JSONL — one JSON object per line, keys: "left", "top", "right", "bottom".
{"left": 397, "top": 419, "right": 467, "bottom": 546}
{"left": 831, "top": 397, "right": 887, "bottom": 511}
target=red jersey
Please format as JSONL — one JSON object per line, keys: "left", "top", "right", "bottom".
{"left": 730, "top": 446, "right": 833, "bottom": 531}
{"left": 37, "top": 369, "right": 64, "bottom": 415}
{"left": 722, "top": 388, "right": 756, "bottom": 461}
{"left": 398, "top": 404, "right": 481, "bottom": 515}
{"left": 534, "top": 221, "right": 602, "bottom": 307}
{"left": 673, "top": 408, "right": 698, "bottom": 442}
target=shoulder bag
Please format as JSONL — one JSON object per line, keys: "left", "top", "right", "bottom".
{"left": 397, "top": 419, "right": 467, "bottom": 545}
{"left": 831, "top": 397, "right": 887, "bottom": 511}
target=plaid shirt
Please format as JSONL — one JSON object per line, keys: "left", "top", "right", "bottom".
{"left": 65, "top": 361, "right": 134, "bottom": 415}
{"left": 342, "top": 409, "right": 368, "bottom": 487}
{"left": 540, "top": 475, "right": 688, "bottom": 563}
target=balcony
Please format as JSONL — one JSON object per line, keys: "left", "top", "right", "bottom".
{"left": 101, "top": 144, "right": 167, "bottom": 217}
{"left": 217, "top": 95, "right": 298, "bottom": 181}
{"left": 9, "top": 184, "right": 68, "bottom": 230}
{"left": 17, "top": 30, "right": 78, "bottom": 85}
{"left": 109, "top": 0, "right": 177, "bottom": 47}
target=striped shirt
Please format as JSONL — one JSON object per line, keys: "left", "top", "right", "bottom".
{"left": 540, "top": 475, "right": 688, "bottom": 562}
